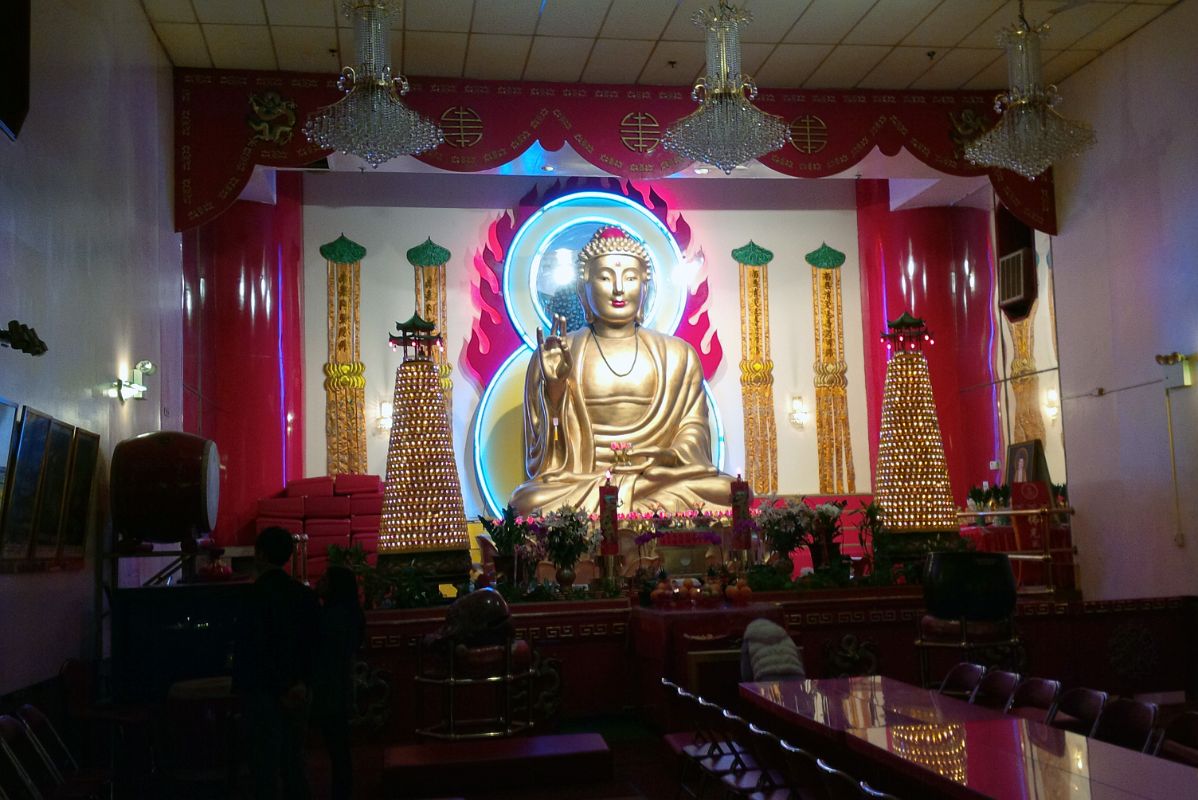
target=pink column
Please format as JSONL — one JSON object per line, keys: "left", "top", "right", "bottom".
{"left": 856, "top": 180, "right": 1002, "bottom": 507}
{"left": 182, "top": 173, "right": 305, "bottom": 545}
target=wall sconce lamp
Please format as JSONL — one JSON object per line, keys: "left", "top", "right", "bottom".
{"left": 1043, "top": 388, "right": 1060, "bottom": 423}
{"left": 107, "top": 360, "right": 156, "bottom": 403}
{"left": 376, "top": 400, "right": 393, "bottom": 434}
{"left": 788, "top": 395, "right": 810, "bottom": 430}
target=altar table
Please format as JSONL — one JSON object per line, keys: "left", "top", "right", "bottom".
{"left": 740, "top": 677, "right": 1198, "bottom": 799}
{"left": 959, "top": 524, "right": 1075, "bottom": 590}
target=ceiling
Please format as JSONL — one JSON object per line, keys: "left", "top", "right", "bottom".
{"left": 143, "top": 0, "right": 1177, "bottom": 90}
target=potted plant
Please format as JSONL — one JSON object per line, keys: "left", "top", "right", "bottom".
{"left": 810, "top": 500, "right": 847, "bottom": 569}
{"left": 755, "top": 497, "right": 813, "bottom": 567}
{"left": 541, "top": 506, "right": 599, "bottom": 591}
{"left": 478, "top": 505, "right": 533, "bottom": 583}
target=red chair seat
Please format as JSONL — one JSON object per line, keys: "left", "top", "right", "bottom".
{"left": 419, "top": 640, "right": 531, "bottom": 680}
{"left": 919, "top": 615, "right": 1014, "bottom": 641}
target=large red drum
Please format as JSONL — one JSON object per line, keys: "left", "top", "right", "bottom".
{"left": 110, "top": 432, "right": 220, "bottom": 542}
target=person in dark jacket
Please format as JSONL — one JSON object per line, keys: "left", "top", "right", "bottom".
{"left": 312, "top": 565, "right": 366, "bottom": 800}
{"left": 233, "top": 527, "right": 320, "bottom": 800}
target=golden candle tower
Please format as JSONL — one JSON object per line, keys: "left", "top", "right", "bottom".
{"left": 406, "top": 237, "right": 454, "bottom": 420}
{"left": 320, "top": 234, "right": 368, "bottom": 475}
{"left": 378, "top": 314, "right": 469, "bottom": 574}
{"left": 874, "top": 313, "right": 957, "bottom": 531}
{"left": 732, "top": 240, "right": 778, "bottom": 494}
{"left": 806, "top": 243, "right": 856, "bottom": 494}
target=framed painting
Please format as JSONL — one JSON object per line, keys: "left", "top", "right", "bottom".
{"left": 0, "top": 398, "right": 17, "bottom": 522}
{"left": 1006, "top": 439, "right": 1051, "bottom": 487}
{"left": 0, "top": 407, "right": 50, "bottom": 560}
{"left": 32, "top": 418, "right": 75, "bottom": 559}
{"left": 59, "top": 429, "right": 100, "bottom": 560}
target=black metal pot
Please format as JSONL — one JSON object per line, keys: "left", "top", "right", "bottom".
{"left": 923, "top": 551, "right": 1016, "bottom": 621}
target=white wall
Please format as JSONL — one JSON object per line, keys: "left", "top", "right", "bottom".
{"left": 1052, "top": 0, "right": 1198, "bottom": 599}
{"left": 302, "top": 181, "right": 868, "bottom": 517}
{"left": 0, "top": 0, "right": 179, "bottom": 693}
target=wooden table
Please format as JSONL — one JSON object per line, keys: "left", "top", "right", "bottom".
{"left": 740, "top": 677, "right": 1198, "bottom": 799}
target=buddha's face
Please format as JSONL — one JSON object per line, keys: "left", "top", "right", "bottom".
{"left": 580, "top": 253, "right": 647, "bottom": 327}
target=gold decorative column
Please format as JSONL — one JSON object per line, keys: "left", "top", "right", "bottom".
{"left": 874, "top": 314, "right": 957, "bottom": 532}
{"left": 406, "top": 237, "right": 454, "bottom": 420}
{"left": 806, "top": 243, "right": 856, "bottom": 494}
{"left": 1007, "top": 301, "right": 1047, "bottom": 445}
{"left": 320, "top": 234, "right": 368, "bottom": 475}
{"left": 732, "top": 241, "right": 777, "bottom": 494}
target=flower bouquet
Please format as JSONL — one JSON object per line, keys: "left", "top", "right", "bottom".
{"left": 755, "top": 497, "right": 813, "bottom": 566}
{"left": 542, "top": 506, "right": 601, "bottom": 589}
{"left": 810, "top": 500, "right": 847, "bottom": 568}
{"left": 478, "top": 505, "right": 536, "bottom": 583}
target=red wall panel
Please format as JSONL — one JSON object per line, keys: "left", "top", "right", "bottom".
{"left": 856, "top": 180, "right": 1003, "bottom": 506}
{"left": 181, "top": 173, "right": 304, "bottom": 545}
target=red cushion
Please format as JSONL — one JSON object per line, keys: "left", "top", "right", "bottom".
{"left": 352, "top": 532, "right": 379, "bottom": 552}
{"left": 351, "top": 514, "right": 380, "bottom": 533}
{"left": 286, "top": 476, "right": 335, "bottom": 497}
{"left": 919, "top": 615, "right": 1014, "bottom": 641}
{"left": 306, "top": 556, "right": 328, "bottom": 582}
{"left": 349, "top": 492, "right": 385, "bottom": 516}
{"left": 257, "top": 496, "right": 305, "bottom": 518}
{"left": 306, "top": 534, "right": 349, "bottom": 558}
{"left": 334, "top": 474, "right": 383, "bottom": 496}
{"left": 256, "top": 517, "right": 303, "bottom": 535}
{"left": 305, "top": 519, "right": 351, "bottom": 538}
{"left": 304, "top": 495, "right": 352, "bottom": 519}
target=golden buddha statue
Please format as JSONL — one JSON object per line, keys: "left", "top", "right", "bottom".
{"left": 510, "top": 226, "right": 737, "bottom": 515}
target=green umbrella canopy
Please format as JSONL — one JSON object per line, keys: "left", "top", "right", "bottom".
{"left": 319, "top": 234, "right": 367, "bottom": 264}
{"left": 731, "top": 240, "right": 774, "bottom": 266}
{"left": 804, "top": 242, "right": 846, "bottom": 269}
{"left": 406, "top": 237, "right": 452, "bottom": 267}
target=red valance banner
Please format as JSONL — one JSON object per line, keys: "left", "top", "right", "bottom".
{"left": 175, "top": 69, "right": 1056, "bottom": 234}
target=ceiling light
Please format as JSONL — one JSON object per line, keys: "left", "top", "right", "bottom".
{"left": 964, "top": 0, "right": 1095, "bottom": 179}
{"left": 693, "top": 167, "right": 710, "bottom": 175}
{"left": 662, "top": 2, "right": 790, "bottom": 175}
{"left": 304, "top": 1, "right": 444, "bottom": 167}
{"left": 541, "top": 164, "right": 555, "bottom": 172}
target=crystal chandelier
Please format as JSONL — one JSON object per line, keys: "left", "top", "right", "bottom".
{"left": 661, "top": 1, "right": 790, "bottom": 174}
{"left": 304, "top": 1, "right": 443, "bottom": 167}
{"left": 965, "top": 2, "right": 1095, "bottom": 179}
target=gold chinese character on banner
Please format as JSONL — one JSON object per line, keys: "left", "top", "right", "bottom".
{"left": 440, "top": 106, "right": 484, "bottom": 148}
{"left": 789, "top": 114, "right": 828, "bottom": 155}
{"left": 732, "top": 241, "right": 778, "bottom": 495}
{"left": 620, "top": 112, "right": 660, "bottom": 153}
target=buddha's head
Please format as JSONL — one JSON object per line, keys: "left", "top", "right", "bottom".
{"left": 576, "top": 226, "right": 653, "bottom": 327}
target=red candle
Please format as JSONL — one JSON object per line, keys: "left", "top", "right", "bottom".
{"left": 599, "top": 480, "right": 619, "bottom": 556}
{"left": 730, "top": 474, "right": 751, "bottom": 549}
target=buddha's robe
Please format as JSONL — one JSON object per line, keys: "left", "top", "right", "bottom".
{"left": 510, "top": 327, "right": 735, "bottom": 515}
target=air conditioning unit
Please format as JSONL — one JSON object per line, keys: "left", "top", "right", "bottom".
{"left": 998, "top": 247, "right": 1036, "bottom": 320}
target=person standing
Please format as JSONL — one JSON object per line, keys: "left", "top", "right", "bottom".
{"left": 233, "top": 527, "right": 320, "bottom": 800}
{"left": 312, "top": 565, "right": 366, "bottom": 800}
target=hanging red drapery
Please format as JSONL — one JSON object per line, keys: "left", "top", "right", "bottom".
{"left": 175, "top": 69, "right": 1056, "bottom": 234}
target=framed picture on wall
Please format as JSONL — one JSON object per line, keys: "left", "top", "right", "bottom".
{"left": 0, "top": 398, "right": 18, "bottom": 520}
{"left": 59, "top": 429, "right": 100, "bottom": 561}
{"left": 32, "top": 418, "right": 75, "bottom": 560}
{"left": 1006, "top": 439, "right": 1051, "bottom": 487}
{"left": 0, "top": 407, "right": 51, "bottom": 560}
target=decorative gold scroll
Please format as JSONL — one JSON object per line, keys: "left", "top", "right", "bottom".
{"left": 320, "top": 234, "right": 368, "bottom": 475}
{"left": 733, "top": 241, "right": 777, "bottom": 494}
{"left": 806, "top": 244, "right": 856, "bottom": 494}
{"left": 407, "top": 238, "right": 454, "bottom": 422}
{"left": 1008, "top": 299, "right": 1046, "bottom": 445}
